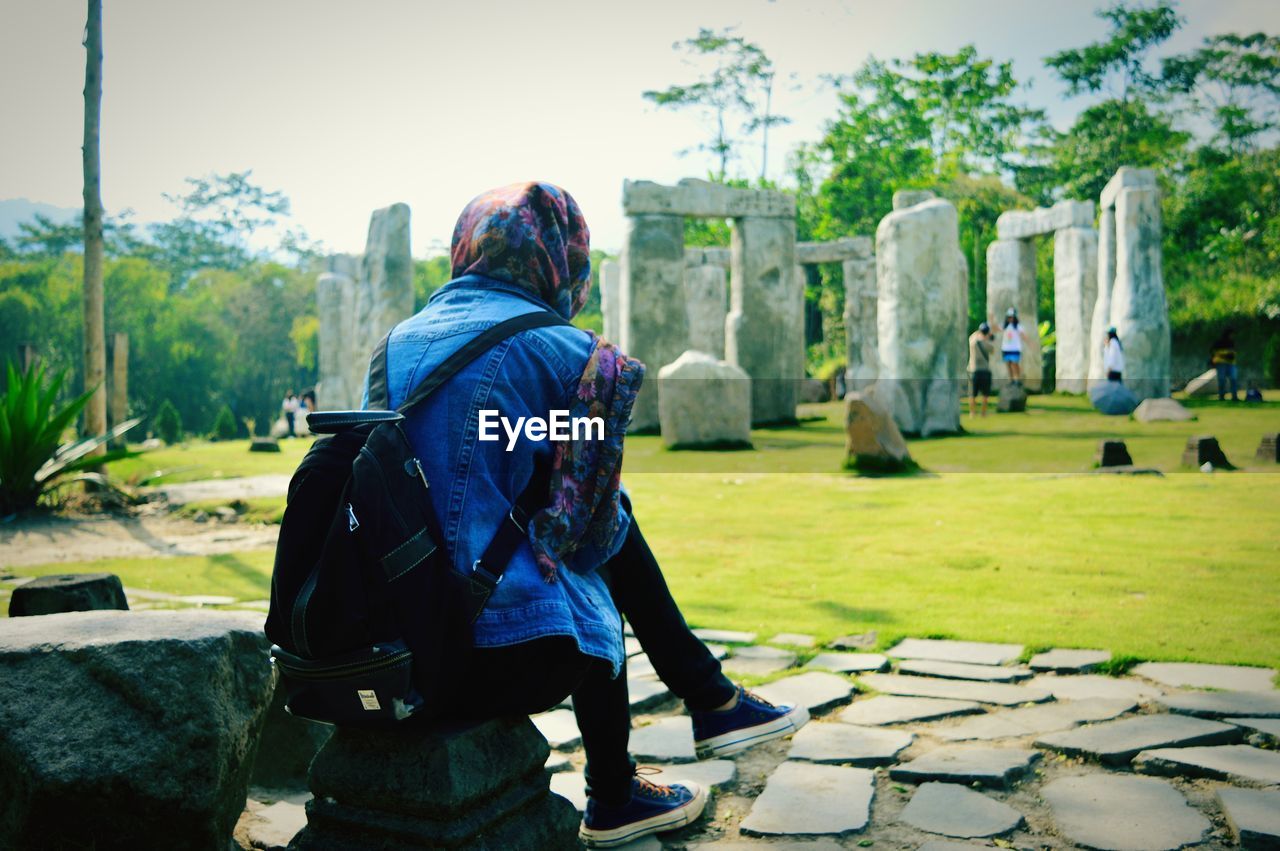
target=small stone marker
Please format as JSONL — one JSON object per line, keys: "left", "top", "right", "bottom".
{"left": 844, "top": 390, "right": 913, "bottom": 472}
{"left": 804, "top": 652, "right": 889, "bottom": 674}
{"left": 899, "top": 782, "right": 1024, "bottom": 838}
{"left": 886, "top": 638, "right": 1023, "bottom": 666}
{"left": 1160, "top": 690, "right": 1280, "bottom": 719}
{"left": 657, "top": 350, "right": 752, "bottom": 449}
{"left": 1029, "top": 648, "right": 1111, "bottom": 673}
{"left": 1133, "top": 661, "right": 1277, "bottom": 692}
{"left": 1217, "top": 787, "right": 1280, "bottom": 849}
{"left": 1042, "top": 775, "right": 1209, "bottom": 851}
{"left": 840, "top": 696, "right": 982, "bottom": 726}
{"left": 1095, "top": 440, "right": 1133, "bottom": 468}
{"left": 1182, "top": 434, "right": 1234, "bottom": 469}
{"left": 739, "top": 761, "right": 875, "bottom": 836}
{"left": 532, "top": 709, "right": 581, "bottom": 751}
{"left": 654, "top": 759, "right": 736, "bottom": 790}
{"left": 755, "top": 672, "right": 854, "bottom": 714}
{"left": 1133, "top": 397, "right": 1194, "bottom": 422}
{"left": 788, "top": 722, "right": 912, "bottom": 766}
{"left": 996, "top": 382, "right": 1027, "bottom": 413}
{"left": 1183, "top": 368, "right": 1219, "bottom": 397}
{"left": 1256, "top": 432, "right": 1279, "bottom": 464}
{"left": 249, "top": 437, "right": 281, "bottom": 452}
{"left": 723, "top": 645, "right": 797, "bottom": 677}
{"left": 1035, "top": 713, "right": 1240, "bottom": 765}
{"left": 8, "top": 573, "right": 128, "bottom": 617}
{"left": 692, "top": 628, "right": 757, "bottom": 644}
{"left": 934, "top": 696, "right": 1136, "bottom": 742}
{"left": 629, "top": 716, "right": 696, "bottom": 762}
{"left": 1134, "top": 744, "right": 1280, "bottom": 786}
{"left": 1230, "top": 716, "right": 1280, "bottom": 747}
{"left": 768, "top": 632, "right": 816, "bottom": 647}
{"left": 1028, "top": 673, "right": 1162, "bottom": 702}
{"left": 857, "top": 673, "right": 1050, "bottom": 706}
{"left": 889, "top": 745, "right": 1040, "bottom": 789}
{"left": 897, "top": 659, "right": 1032, "bottom": 683}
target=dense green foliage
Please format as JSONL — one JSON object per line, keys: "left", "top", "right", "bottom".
{"left": 153, "top": 399, "right": 182, "bottom": 445}
{"left": 209, "top": 404, "right": 239, "bottom": 442}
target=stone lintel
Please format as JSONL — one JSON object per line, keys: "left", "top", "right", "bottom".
{"left": 623, "top": 178, "right": 795, "bottom": 218}
{"left": 796, "top": 237, "right": 873, "bottom": 265}
{"left": 995, "top": 200, "right": 1095, "bottom": 240}
{"left": 1100, "top": 167, "right": 1158, "bottom": 210}
{"left": 685, "top": 246, "right": 731, "bottom": 267}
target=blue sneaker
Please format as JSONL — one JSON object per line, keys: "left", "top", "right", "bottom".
{"left": 579, "top": 773, "right": 707, "bottom": 848}
{"left": 690, "top": 687, "right": 809, "bottom": 759}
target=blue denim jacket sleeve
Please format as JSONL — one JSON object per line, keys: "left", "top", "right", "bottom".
{"left": 372, "top": 275, "right": 628, "bottom": 673}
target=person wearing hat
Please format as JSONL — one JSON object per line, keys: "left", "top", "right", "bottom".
{"left": 1103, "top": 326, "right": 1125, "bottom": 381}
{"left": 968, "top": 320, "right": 995, "bottom": 417}
{"left": 1000, "top": 308, "right": 1028, "bottom": 384}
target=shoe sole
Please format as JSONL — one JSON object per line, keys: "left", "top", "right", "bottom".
{"left": 694, "top": 703, "right": 810, "bottom": 759}
{"left": 579, "top": 782, "right": 708, "bottom": 848}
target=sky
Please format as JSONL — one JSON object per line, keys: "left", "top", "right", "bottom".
{"left": 1, "top": 0, "right": 1277, "bottom": 256}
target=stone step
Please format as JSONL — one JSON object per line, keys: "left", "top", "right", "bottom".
{"left": 897, "top": 659, "right": 1032, "bottom": 683}
{"left": 1133, "top": 661, "right": 1277, "bottom": 692}
{"left": 739, "top": 761, "right": 874, "bottom": 836}
{"left": 839, "top": 695, "right": 982, "bottom": 726}
{"left": 857, "top": 673, "right": 1050, "bottom": 706}
{"left": 1028, "top": 648, "right": 1111, "bottom": 673}
{"left": 1027, "top": 673, "right": 1162, "bottom": 702}
{"left": 629, "top": 716, "right": 696, "bottom": 763}
{"left": 899, "top": 782, "right": 1024, "bottom": 839}
{"left": 1133, "top": 744, "right": 1280, "bottom": 786}
{"left": 786, "top": 722, "right": 912, "bottom": 766}
{"left": 722, "top": 645, "right": 797, "bottom": 677}
{"left": 1159, "top": 690, "right": 1280, "bottom": 719}
{"left": 1042, "top": 775, "right": 1209, "bottom": 851}
{"left": 932, "top": 697, "right": 1136, "bottom": 742}
{"left": 803, "top": 652, "right": 889, "bottom": 674}
{"left": 888, "top": 745, "right": 1040, "bottom": 789}
{"left": 1035, "top": 713, "right": 1240, "bottom": 765}
{"left": 754, "top": 672, "right": 855, "bottom": 715}
{"left": 886, "top": 638, "right": 1024, "bottom": 666}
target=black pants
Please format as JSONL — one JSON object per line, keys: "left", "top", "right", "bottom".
{"left": 448, "top": 515, "right": 736, "bottom": 805}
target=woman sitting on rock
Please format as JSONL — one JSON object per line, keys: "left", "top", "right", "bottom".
{"left": 371, "top": 182, "right": 808, "bottom": 848}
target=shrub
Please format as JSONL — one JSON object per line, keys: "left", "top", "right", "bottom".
{"left": 154, "top": 399, "right": 183, "bottom": 444}
{"left": 210, "top": 404, "right": 239, "bottom": 442}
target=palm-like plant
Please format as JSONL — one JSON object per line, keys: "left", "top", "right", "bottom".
{"left": 0, "top": 361, "right": 141, "bottom": 516}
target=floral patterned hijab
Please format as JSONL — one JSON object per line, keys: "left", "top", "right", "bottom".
{"left": 451, "top": 182, "right": 644, "bottom": 579}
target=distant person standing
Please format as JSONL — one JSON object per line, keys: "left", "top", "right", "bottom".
{"left": 282, "top": 392, "right": 298, "bottom": 437}
{"left": 1001, "top": 308, "right": 1027, "bottom": 384}
{"left": 968, "top": 321, "right": 995, "bottom": 417}
{"left": 1210, "top": 329, "right": 1239, "bottom": 401}
{"left": 1103, "top": 327, "right": 1125, "bottom": 382}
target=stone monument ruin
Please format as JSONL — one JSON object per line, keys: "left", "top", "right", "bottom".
{"left": 315, "top": 203, "right": 413, "bottom": 410}
{"left": 788, "top": 238, "right": 877, "bottom": 393}
{"left": 599, "top": 258, "right": 621, "bottom": 344}
{"left": 620, "top": 179, "right": 801, "bottom": 428}
{"left": 1090, "top": 167, "right": 1171, "bottom": 400}
{"left": 683, "top": 247, "right": 731, "bottom": 359}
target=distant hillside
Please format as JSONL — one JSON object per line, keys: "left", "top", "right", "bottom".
{"left": 0, "top": 198, "right": 79, "bottom": 242}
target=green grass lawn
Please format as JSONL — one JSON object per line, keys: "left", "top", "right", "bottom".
{"left": 15, "top": 394, "right": 1275, "bottom": 671}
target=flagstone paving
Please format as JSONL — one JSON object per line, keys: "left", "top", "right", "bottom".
{"left": 898, "top": 782, "right": 1024, "bottom": 838}
{"left": 802, "top": 651, "right": 889, "bottom": 673}
{"left": 1029, "top": 672, "right": 1163, "bottom": 702}
{"left": 1229, "top": 716, "right": 1280, "bottom": 746}
{"left": 886, "top": 638, "right": 1023, "bottom": 666}
{"left": 767, "top": 632, "right": 816, "bottom": 648}
{"left": 629, "top": 716, "right": 696, "bottom": 762}
{"left": 722, "top": 645, "right": 796, "bottom": 677}
{"left": 1029, "top": 647, "right": 1111, "bottom": 673}
{"left": 1160, "top": 689, "right": 1280, "bottom": 719}
{"left": 889, "top": 745, "right": 1040, "bottom": 789}
{"left": 1133, "top": 661, "right": 1277, "bottom": 692}
{"left": 857, "top": 672, "right": 1051, "bottom": 706}
{"left": 786, "top": 722, "right": 912, "bottom": 766}
{"left": 1041, "top": 774, "right": 1211, "bottom": 851}
{"left": 839, "top": 695, "right": 983, "bottom": 726}
{"left": 739, "top": 761, "right": 875, "bottom": 836}
{"left": 1216, "top": 787, "right": 1280, "bottom": 848}
{"left": 897, "top": 659, "right": 1032, "bottom": 683}
{"left": 1036, "top": 713, "right": 1241, "bottom": 765}
{"left": 1134, "top": 743, "right": 1280, "bottom": 786}
{"left": 753, "top": 672, "right": 853, "bottom": 714}
{"left": 931, "top": 696, "right": 1136, "bottom": 741}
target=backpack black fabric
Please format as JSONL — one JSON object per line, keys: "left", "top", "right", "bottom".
{"left": 265, "top": 309, "right": 568, "bottom": 727}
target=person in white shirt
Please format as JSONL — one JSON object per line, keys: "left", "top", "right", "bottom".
{"left": 1103, "top": 327, "right": 1125, "bottom": 381}
{"left": 1000, "top": 308, "right": 1028, "bottom": 384}
{"left": 282, "top": 392, "right": 298, "bottom": 437}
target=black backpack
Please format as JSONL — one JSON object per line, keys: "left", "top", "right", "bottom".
{"left": 265, "top": 310, "right": 568, "bottom": 727}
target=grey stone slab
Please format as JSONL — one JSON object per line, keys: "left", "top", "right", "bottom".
{"left": 887, "top": 638, "right": 1023, "bottom": 666}
{"left": 898, "top": 659, "right": 1032, "bottom": 683}
{"left": 1134, "top": 661, "right": 1277, "bottom": 692}
{"left": 934, "top": 697, "right": 1136, "bottom": 742}
{"left": 1036, "top": 713, "right": 1240, "bottom": 765}
{"left": 1134, "top": 744, "right": 1280, "bottom": 786}
{"left": 889, "top": 745, "right": 1040, "bottom": 789}
{"left": 830, "top": 631, "right": 877, "bottom": 650}
{"left": 900, "top": 782, "right": 1024, "bottom": 838}
{"left": 1042, "top": 774, "right": 1209, "bottom": 851}
{"left": 1217, "top": 787, "right": 1280, "bottom": 849}
{"left": 1160, "top": 690, "right": 1280, "bottom": 719}
{"left": 627, "top": 652, "right": 655, "bottom": 679}
{"left": 755, "top": 672, "right": 854, "bottom": 715}
{"left": 532, "top": 709, "right": 580, "bottom": 751}
{"left": 691, "top": 628, "right": 757, "bottom": 644}
{"left": 549, "top": 770, "right": 586, "bottom": 813}
{"left": 739, "top": 761, "right": 874, "bottom": 836}
{"left": 624, "top": 636, "right": 643, "bottom": 657}
{"left": 1231, "top": 716, "right": 1280, "bottom": 747}
{"left": 724, "top": 645, "right": 797, "bottom": 677}
{"left": 630, "top": 716, "right": 696, "bottom": 763}
{"left": 628, "top": 678, "right": 672, "bottom": 712}
{"left": 917, "top": 844, "right": 996, "bottom": 851}
{"left": 769, "top": 632, "right": 816, "bottom": 648}
{"left": 1029, "top": 674, "right": 1162, "bottom": 702}
{"left": 544, "top": 752, "right": 572, "bottom": 773}
{"left": 787, "top": 722, "right": 913, "bottom": 766}
{"left": 653, "top": 759, "right": 736, "bottom": 790}
{"left": 840, "top": 696, "right": 982, "bottom": 726}
{"left": 857, "top": 673, "right": 1050, "bottom": 706}
{"left": 805, "top": 652, "right": 889, "bottom": 674}
{"left": 1029, "top": 648, "right": 1112, "bottom": 673}
{"left": 241, "top": 799, "right": 307, "bottom": 851}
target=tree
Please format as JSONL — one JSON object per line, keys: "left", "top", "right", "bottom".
{"left": 82, "top": 0, "right": 106, "bottom": 456}
{"left": 1162, "top": 33, "right": 1280, "bottom": 153}
{"left": 643, "top": 28, "right": 789, "bottom": 181}
{"left": 1044, "top": 2, "right": 1183, "bottom": 101}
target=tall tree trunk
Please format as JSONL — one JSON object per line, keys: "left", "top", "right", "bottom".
{"left": 82, "top": 0, "right": 106, "bottom": 455}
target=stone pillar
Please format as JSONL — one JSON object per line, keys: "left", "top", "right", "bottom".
{"left": 873, "top": 198, "right": 965, "bottom": 436}
{"left": 1053, "top": 226, "right": 1098, "bottom": 394}
{"left": 17, "top": 343, "right": 38, "bottom": 372}
{"left": 1112, "top": 183, "right": 1170, "bottom": 400}
{"left": 842, "top": 253, "right": 877, "bottom": 392}
{"left": 1089, "top": 206, "right": 1117, "bottom": 386}
{"left": 599, "top": 258, "right": 621, "bottom": 343}
{"left": 683, "top": 262, "right": 727, "bottom": 359}
{"left": 985, "top": 239, "right": 1040, "bottom": 390}
{"left": 347, "top": 203, "right": 413, "bottom": 407}
{"left": 316, "top": 272, "right": 356, "bottom": 410}
{"left": 621, "top": 214, "right": 686, "bottom": 431}
{"left": 727, "top": 215, "right": 801, "bottom": 425}
{"left": 110, "top": 332, "right": 128, "bottom": 446}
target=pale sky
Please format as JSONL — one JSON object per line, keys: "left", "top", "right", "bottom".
{"left": 2, "top": 0, "right": 1277, "bottom": 255}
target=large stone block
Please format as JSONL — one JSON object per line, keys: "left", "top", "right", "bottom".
{"left": 843, "top": 254, "right": 878, "bottom": 390}
{"left": 796, "top": 236, "right": 872, "bottom": 265}
{"left": 985, "top": 238, "right": 1040, "bottom": 390}
{"left": 1089, "top": 205, "right": 1118, "bottom": 386}
{"left": 874, "top": 199, "right": 966, "bottom": 436}
{"left": 315, "top": 271, "right": 357, "bottom": 410}
{"left": 657, "top": 350, "right": 752, "bottom": 449}
{"left": 683, "top": 262, "right": 728, "bottom": 359}
{"left": 251, "top": 683, "right": 333, "bottom": 790}
{"left": 995, "top": 199, "right": 1094, "bottom": 240}
{"left": 621, "top": 213, "right": 686, "bottom": 431}
{"left": 1100, "top": 165, "right": 1158, "bottom": 210}
{"left": 0, "top": 610, "right": 274, "bottom": 849}
{"left": 599, "top": 258, "right": 621, "bottom": 344}
{"left": 844, "top": 390, "right": 912, "bottom": 472}
{"left": 8, "top": 572, "right": 127, "bottom": 616}
{"left": 1054, "top": 226, "right": 1098, "bottom": 393}
{"left": 726, "top": 216, "right": 802, "bottom": 425}
{"left": 623, "top": 178, "right": 794, "bottom": 218}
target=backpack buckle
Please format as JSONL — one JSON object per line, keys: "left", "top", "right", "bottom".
{"left": 470, "top": 561, "right": 504, "bottom": 588}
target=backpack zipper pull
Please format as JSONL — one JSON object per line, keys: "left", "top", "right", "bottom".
{"left": 406, "top": 458, "right": 430, "bottom": 491}
{"left": 346, "top": 503, "right": 360, "bottom": 532}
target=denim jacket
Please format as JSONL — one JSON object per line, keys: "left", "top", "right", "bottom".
{"left": 365, "top": 275, "right": 628, "bottom": 673}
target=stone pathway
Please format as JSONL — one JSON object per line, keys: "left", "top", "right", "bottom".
{"left": 238, "top": 635, "right": 1280, "bottom": 850}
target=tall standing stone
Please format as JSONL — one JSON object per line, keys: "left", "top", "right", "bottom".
{"left": 683, "top": 261, "right": 728, "bottom": 359}
{"left": 985, "top": 239, "right": 1040, "bottom": 390}
{"left": 621, "top": 214, "right": 686, "bottom": 431}
{"left": 843, "top": 252, "right": 878, "bottom": 391}
{"left": 316, "top": 272, "right": 355, "bottom": 409}
{"left": 1054, "top": 226, "right": 1098, "bottom": 393}
{"left": 874, "top": 198, "right": 965, "bottom": 436}
{"left": 599, "top": 258, "right": 621, "bottom": 344}
{"left": 1089, "top": 205, "right": 1117, "bottom": 386}
{"left": 727, "top": 216, "right": 801, "bottom": 424}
